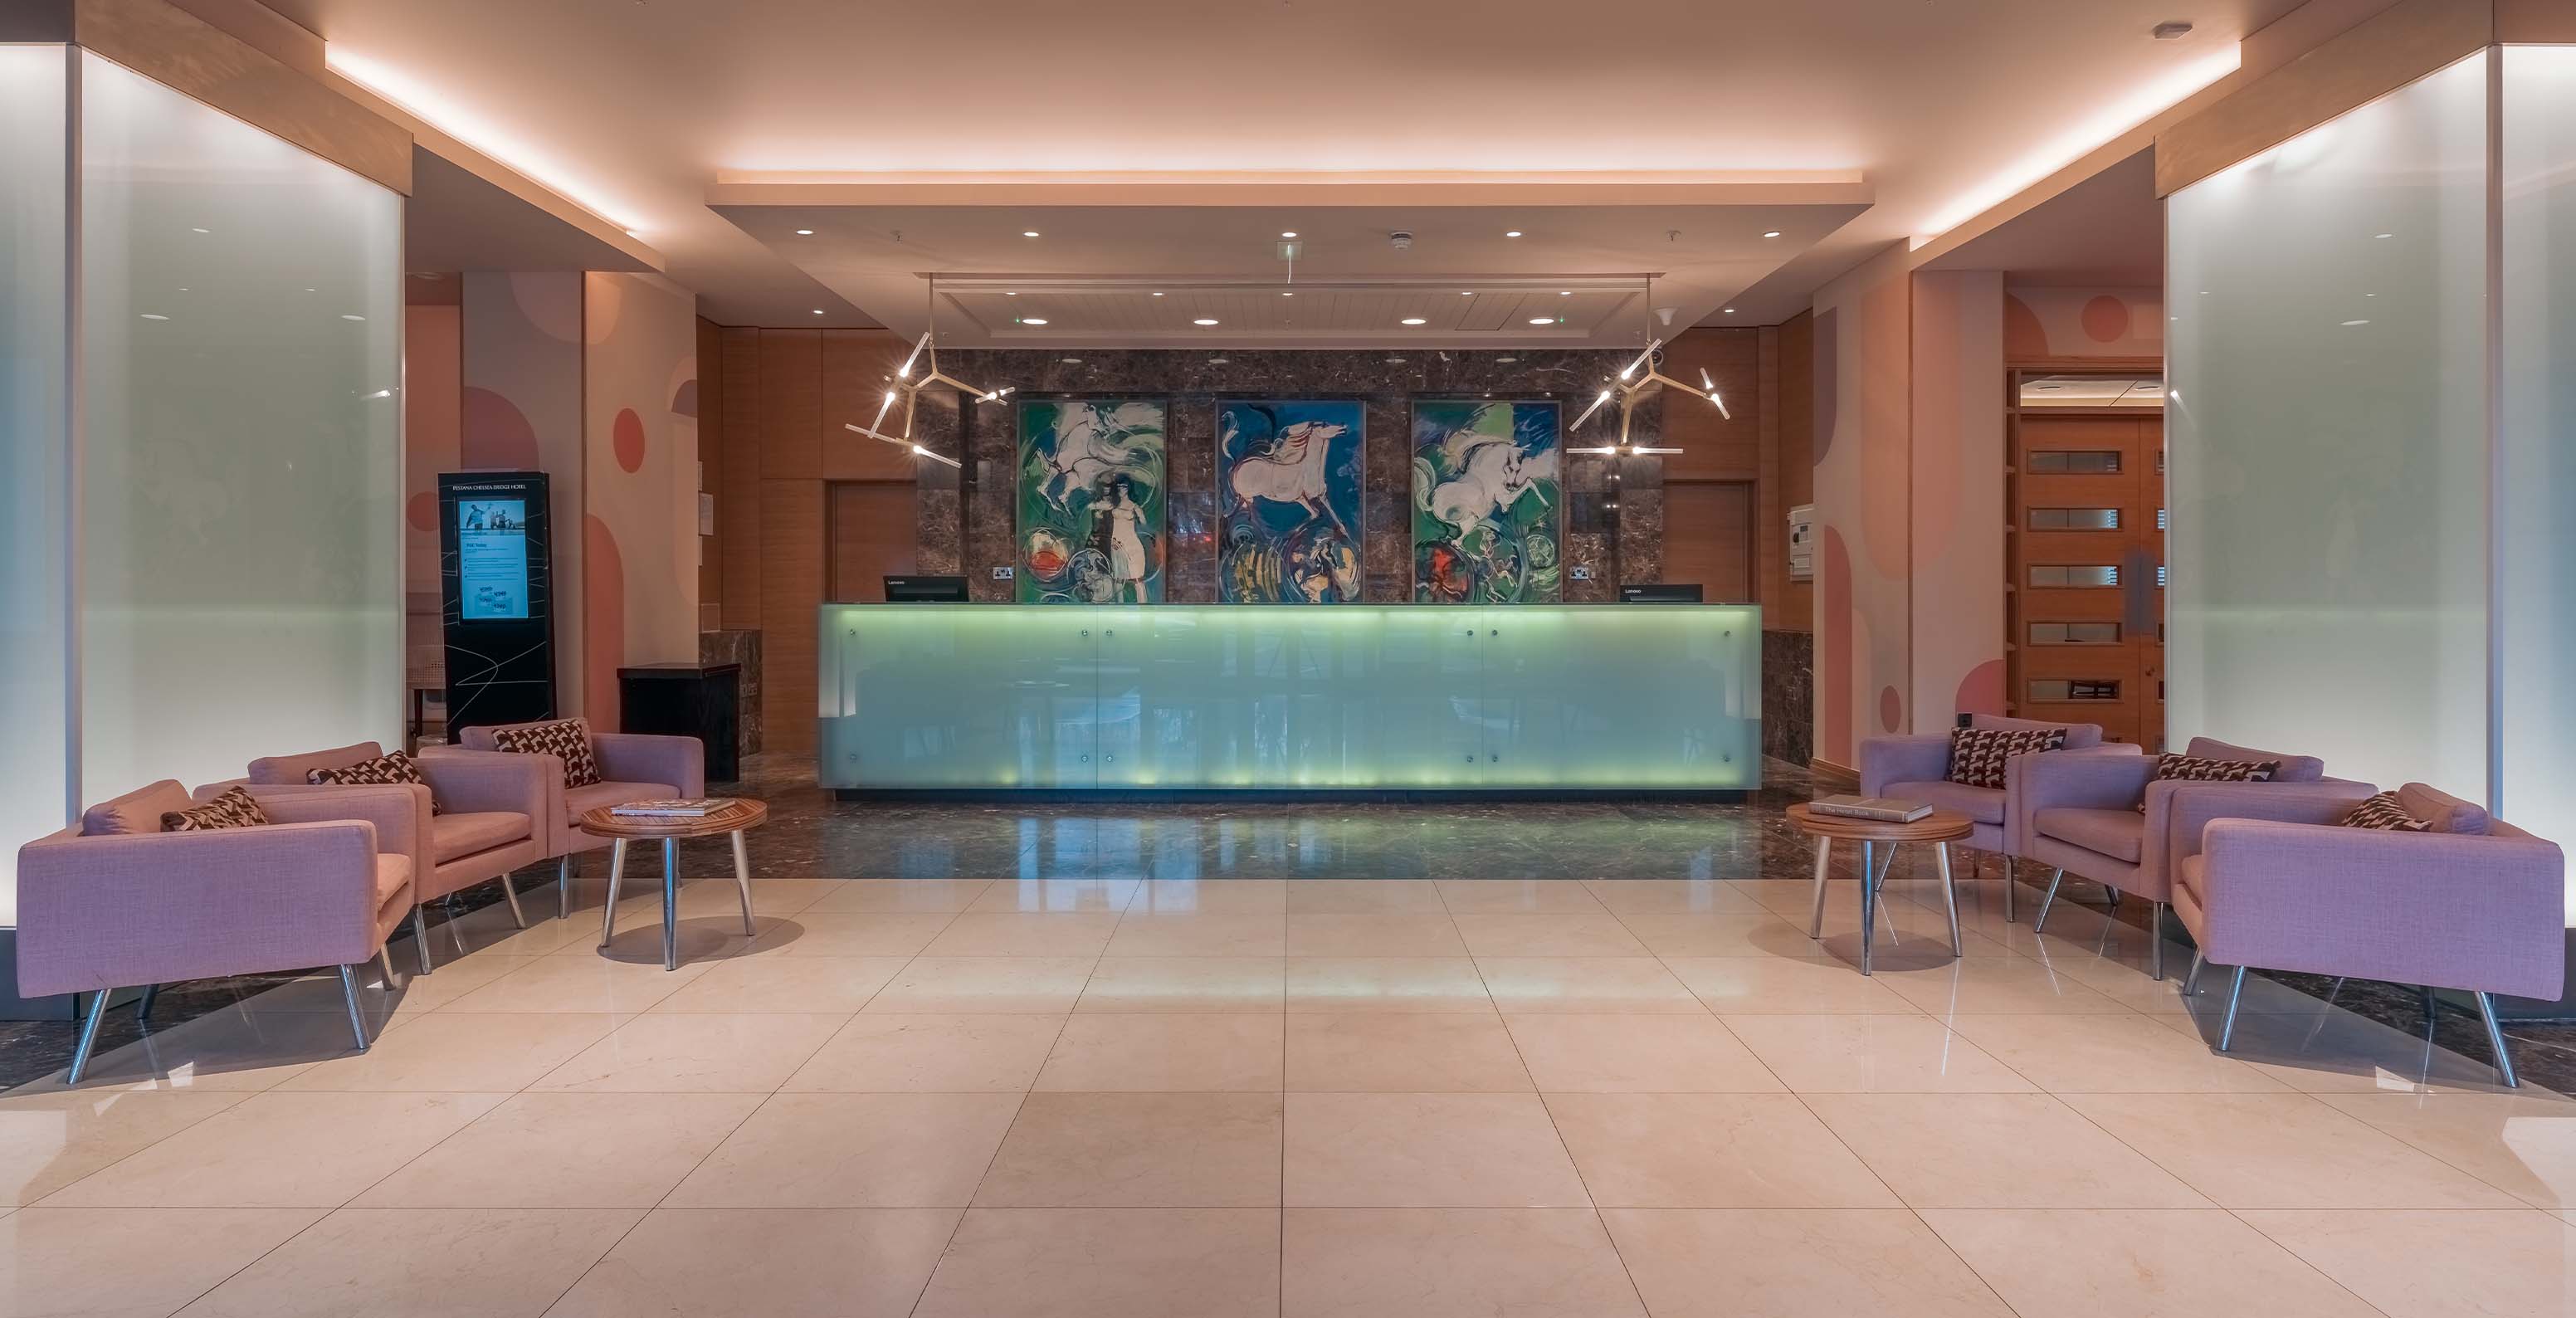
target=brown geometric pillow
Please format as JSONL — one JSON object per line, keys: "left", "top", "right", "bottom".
{"left": 2341, "top": 791, "right": 2430, "bottom": 832}
{"left": 2139, "top": 752, "right": 2281, "bottom": 812}
{"left": 1945, "top": 726, "right": 2068, "bottom": 790}
{"left": 308, "top": 750, "right": 442, "bottom": 814}
{"left": 161, "top": 784, "right": 271, "bottom": 832}
{"left": 490, "top": 718, "right": 601, "bottom": 788}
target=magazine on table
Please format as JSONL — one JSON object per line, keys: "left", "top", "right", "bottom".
{"left": 609, "top": 798, "right": 724, "bottom": 818}
{"left": 1808, "top": 795, "right": 1934, "bottom": 823}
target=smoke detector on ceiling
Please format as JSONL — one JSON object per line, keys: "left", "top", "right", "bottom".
{"left": 1388, "top": 231, "right": 1413, "bottom": 251}
{"left": 1656, "top": 307, "right": 1678, "bottom": 326}
{"left": 2152, "top": 20, "right": 2193, "bottom": 39}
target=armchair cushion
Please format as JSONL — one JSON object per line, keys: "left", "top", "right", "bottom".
{"left": 431, "top": 811, "right": 536, "bottom": 865}
{"left": 306, "top": 749, "right": 442, "bottom": 813}
{"left": 162, "top": 785, "right": 271, "bottom": 832}
{"left": 81, "top": 779, "right": 193, "bottom": 836}
{"left": 490, "top": 718, "right": 602, "bottom": 788}
{"left": 248, "top": 741, "right": 388, "bottom": 789}
{"left": 1886, "top": 779, "right": 2007, "bottom": 826}
{"left": 566, "top": 780, "right": 681, "bottom": 823}
{"left": 373, "top": 855, "right": 414, "bottom": 909}
{"left": 2035, "top": 807, "right": 2144, "bottom": 863}
{"left": 1970, "top": 713, "right": 2105, "bottom": 750}
{"left": 2185, "top": 736, "right": 2324, "bottom": 783}
{"left": 2341, "top": 792, "right": 2431, "bottom": 832}
{"left": 1947, "top": 726, "right": 2066, "bottom": 789}
{"left": 2398, "top": 783, "right": 2489, "bottom": 836}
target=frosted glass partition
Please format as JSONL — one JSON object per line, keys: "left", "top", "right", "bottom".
{"left": 0, "top": 46, "right": 69, "bottom": 925}
{"left": 76, "top": 53, "right": 402, "bottom": 801}
{"left": 819, "top": 605, "right": 1763, "bottom": 791}
{"left": 2166, "top": 52, "right": 2490, "bottom": 800}
{"left": 2500, "top": 46, "right": 2576, "bottom": 917}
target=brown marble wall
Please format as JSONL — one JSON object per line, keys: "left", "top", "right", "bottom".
{"left": 1763, "top": 628, "right": 1814, "bottom": 766}
{"left": 697, "top": 628, "right": 764, "bottom": 756}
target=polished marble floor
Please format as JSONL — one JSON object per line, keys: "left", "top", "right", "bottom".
{"left": 5, "top": 847, "right": 2575, "bottom": 1316}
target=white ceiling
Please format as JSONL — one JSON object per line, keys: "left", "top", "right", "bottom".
{"left": 1925, "top": 149, "right": 2165, "bottom": 287}
{"left": 269, "top": 0, "right": 2303, "bottom": 330}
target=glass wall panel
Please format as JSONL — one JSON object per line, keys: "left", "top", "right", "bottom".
{"left": 76, "top": 52, "right": 402, "bottom": 801}
{"left": 2166, "top": 53, "right": 2490, "bottom": 799}
{"left": 0, "top": 46, "right": 69, "bottom": 924}
{"left": 2500, "top": 46, "right": 2576, "bottom": 915}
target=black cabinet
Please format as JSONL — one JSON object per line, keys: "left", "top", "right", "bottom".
{"left": 617, "top": 663, "right": 741, "bottom": 782}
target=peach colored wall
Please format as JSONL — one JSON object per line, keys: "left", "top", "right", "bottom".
{"left": 1811, "top": 253, "right": 1915, "bottom": 770}
{"left": 402, "top": 304, "right": 461, "bottom": 596}
{"left": 579, "top": 272, "right": 700, "bottom": 731}
{"left": 462, "top": 271, "right": 586, "bottom": 716}
{"left": 2003, "top": 286, "right": 2165, "bottom": 360}
{"left": 1910, "top": 271, "right": 2008, "bottom": 730}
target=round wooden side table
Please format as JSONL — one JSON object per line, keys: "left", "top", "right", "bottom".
{"left": 576, "top": 798, "right": 768, "bottom": 970}
{"left": 1783, "top": 803, "right": 1973, "bottom": 975}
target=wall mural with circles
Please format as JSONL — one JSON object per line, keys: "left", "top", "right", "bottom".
{"left": 1217, "top": 399, "right": 1365, "bottom": 603}
{"left": 1015, "top": 398, "right": 1168, "bottom": 603}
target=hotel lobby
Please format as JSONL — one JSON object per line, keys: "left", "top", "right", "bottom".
{"left": 5, "top": 1, "right": 2576, "bottom": 1315}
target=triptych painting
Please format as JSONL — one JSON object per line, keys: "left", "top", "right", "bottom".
{"left": 1015, "top": 398, "right": 1168, "bottom": 603}
{"left": 1410, "top": 400, "right": 1563, "bottom": 603}
{"left": 1217, "top": 400, "right": 1366, "bottom": 603}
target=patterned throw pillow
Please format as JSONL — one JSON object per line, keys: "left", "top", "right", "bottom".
{"left": 308, "top": 750, "right": 442, "bottom": 814}
{"left": 161, "top": 785, "right": 270, "bottom": 832}
{"left": 2341, "top": 792, "right": 2430, "bottom": 832}
{"left": 1945, "top": 726, "right": 2068, "bottom": 790}
{"left": 490, "top": 718, "right": 601, "bottom": 788}
{"left": 2139, "top": 752, "right": 2281, "bottom": 811}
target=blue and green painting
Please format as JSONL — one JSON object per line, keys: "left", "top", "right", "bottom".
{"left": 1016, "top": 398, "right": 1167, "bottom": 603}
{"left": 1217, "top": 400, "right": 1365, "bottom": 603}
{"left": 1410, "top": 400, "right": 1562, "bottom": 603}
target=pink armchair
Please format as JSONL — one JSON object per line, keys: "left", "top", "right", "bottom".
{"left": 1859, "top": 715, "right": 2140, "bottom": 920}
{"left": 455, "top": 720, "right": 705, "bottom": 918}
{"left": 16, "top": 780, "right": 419, "bottom": 1084}
{"left": 2008, "top": 736, "right": 2372, "bottom": 979}
{"left": 249, "top": 741, "right": 551, "bottom": 970}
{"left": 2178, "top": 783, "right": 2564, "bottom": 1087}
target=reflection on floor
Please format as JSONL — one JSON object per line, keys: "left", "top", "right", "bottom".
{"left": 4, "top": 801, "right": 2576, "bottom": 1314}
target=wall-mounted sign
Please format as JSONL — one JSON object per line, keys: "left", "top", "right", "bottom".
{"left": 439, "top": 471, "right": 557, "bottom": 733}
{"left": 1788, "top": 502, "right": 1816, "bottom": 582}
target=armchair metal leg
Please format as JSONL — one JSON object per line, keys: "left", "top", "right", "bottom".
{"left": 2032, "top": 868, "right": 2067, "bottom": 933}
{"left": 2183, "top": 949, "right": 2206, "bottom": 996}
{"left": 135, "top": 984, "right": 159, "bottom": 1023}
{"left": 600, "top": 838, "right": 628, "bottom": 949}
{"left": 410, "top": 905, "right": 434, "bottom": 974}
{"left": 2475, "top": 992, "right": 2520, "bottom": 1088}
{"left": 337, "top": 964, "right": 372, "bottom": 1052}
{"left": 498, "top": 871, "right": 527, "bottom": 930}
{"left": 67, "top": 987, "right": 115, "bottom": 1086}
{"left": 2217, "top": 965, "right": 2248, "bottom": 1052}
{"left": 729, "top": 829, "right": 757, "bottom": 936}
{"left": 378, "top": 945, "right": 398, "bottom": 987}
{"left": 557, "top": 854, "right": 573, "bottom": 921}
{"left": 2151, "top": 903, "right": 2165, "bottom": 981}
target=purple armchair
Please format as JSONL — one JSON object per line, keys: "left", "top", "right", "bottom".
{"left": 16, "top": 779, "right": 419, "bottom": 1084}
{"left": 2177, "top": 783, "right": 2564, "bottom": 1087}
{"left": 456, "top": 720, "right": 705, "bottom": 918}
{"left": 1859, "top": 715, "right": 2139, "bottom": 920}
{"left": 249, "top": 741, "right": 551, "bottom": 969}
{"left": 2010, "top": 735, "right": 2372, "bottom": 979}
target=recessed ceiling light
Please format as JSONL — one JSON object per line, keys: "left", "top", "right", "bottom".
{"left": 1151, "top": 291, "right": 1164, "bottom": 297}
{"left": 1763, "top": 230, "right": 1782, "bottom": 238}
{"left": 1194, "top": 318, "right": 1220, "bottom": 326}
{"left": 1281, "top": 291, "right": 1295, "bottom": 297}
{"left": 812, "top": 309, "right": 824, "bottom": 315}
{"left": 1505, "top": 231, "right": 1523, "bottom": 238}
{"left": 794, "top": 228, "right": 814, "bottom": 236}
{"left": 1021, "top": 317, "right": 1048, "bottom": 325}
{"left": 1401, "top": 317, "right": 1427, "bottom": 325}
{"left": 1529, "top": 316, "right": 1555, "bottom": 325}
{"left": 1460, "top": 290, "right": 1474, "bottom": 296}
{"left": 1004, "top": 291, "right": 1017, "bottom": 296}
{"left": 1281, "top": 230, "right": 1298, "bottom": 238}
{"left": 1022, "top": 231, "right": 1041, "bottom": 237}
{"left": 1559, "top": 290, "right": 1572, "bottom": 296}
{"left": 1722, "top": 307, "right": 1736, "bottom": 315}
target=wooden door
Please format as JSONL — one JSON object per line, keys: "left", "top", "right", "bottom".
{"left": 2008, "top": 401, "right": 2164, "bottom": 747}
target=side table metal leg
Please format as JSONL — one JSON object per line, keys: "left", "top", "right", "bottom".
{"left": 1807, "top": 837, "right": 1832, "bottom": 939}
{"left": 661, "top": 837, "right": 681, "bottom": 971}
{"left": 600, "top": 839, "right": 628, "bottom": 949}
{"left": 730, "top": 830, "right": 756, "bottom": 935}
{"left": 1935, "top": 842, "right": 1962, "bottom": 957}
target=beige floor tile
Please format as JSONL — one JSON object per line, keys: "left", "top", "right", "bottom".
{"left": 1720, "top": 1014, "right": 2037, "bottom": 1093}
{"left": 276, "top": 1013, "right": 614, "bottom": 1092}
{"left": 922, "top": 913, "right": 1122, "bottom": 958}
{"left": 1286, "top": 913, "right": 1468, "bottom": 956}
{"left": 646, "top": 955, "right": 907, "bottom": 1014}
{"left": 0, "top": 1090, "right": 247, "bottom": 1207}
{"left": 1077, "top": 958, "right": 1286, "bottom": 1013}
{"left": 44, "top": 1091, "right": 504, "bottom": 1208}
{"left": 1284, "top": 1092, "right": 1588, "bottom": 1207}
{"left": 0, "top": 1207, "right": 326, "bottom": 1318}
{"left": 1921, "top": 1208, "right": 2383, "bottom": 1318}
{"left": 528, "top": 1013, "right": 845, "bottom": 1092}
{"left": 1617, "top": 911, "right": 1832, "bottom": 959}
{"left": 1505, "top": 1014, "right": 1784, "bottom": 1092}
{"left": 1284, "top": 958, "right": 1494, "bottom": 1013}
{"left": 912, "top": 1208, "right": 1278, "bottom": 1318}
{"left": 2320, "top": 1091, "right": 2576, "bottom": 1209}
{"left": 739, "top": 912, "right": 956, "bottom": 958}
{"left": 1433, "top": 880, "right": 1608, "bottom": 913}
{"left": 1282, "top": 1207, "right": 1645, "bottom": 1317}
{"left": 247, "top": 953, "right": 538, "bottom": 1021}
{"left": 966, "top": 878, "right": 1142, "bottom": 914}
{"left": 1804, "top": 1092, "right": 2210, "bottom": 1208}
{"left": 1584, "top": 878, "right": 1772, "bottom": 914}
{"left": 1603, "top": 1207, "right": 2015, "bottom": 1317}
{"left": 1730, "top": 878, "right": 1839, "bottom": 916}
{"left": 1451, "top": 911, "right": 1649, "bottom": 957}
{"left": 1286, "top": 879, "right": 1447, "bottom": 913}
{"left": 1945, "top": 1013, "right": 2288, "bottom": 1093}
{"left": 354, "top": 1091, "right": 761, "bottom": 1208}
{"left": 544, "top": 1207, "right": 960, "bottom": 1318}
{"left": 2164, "top": 1004, "right": 2526, "bottom": 1094}
{"left": 174, "top": 1206, "right": 637, "bottom": 1317}
{"left": 22, "top": 1008, "right": 350, "bottom": 1093}
{"left": 1286, "top": 1014, "right": 1532, "bottom": 1092}
{"left": 783, "top": 1014, "right": 1067, "bottom": 1092}
{"left": 2066, "top": 1092, "right": 2525, "bottom": 1208}
{"left": 1104, "top": 913, "right": 1289, "bottom": 957}
{"left": 1474, "top": 957, "right": 1705, "bottom": 1013}
{"left": 862, "top": 957, "right": 1097, "bottom": 1013}
{"left": 432, "top": 902, "right": 600, "bottom": 958}
{"left": 1547, "top": 1093, "right": 1899, "bottom": 1208}
{"left": 2238, "top": 1208, "right": 2576, "bottom": 1318}
{"left": 1875, "top": 956, "right": 2133, "bottom": 1018}
{"left": 586, "top": 915, "right": 780, "bottom": 965}
{"left": 975, "top": 1092, "right": 1282, "bottom": 1207}
{"left": 802, "top": 878, "right": 994, "bottom": 913}
{"left": 1661, "top": 954, "right": 1925, "bottom": 1014}
{"left": 666, "top": 1092, "right": 1023, "bottom": 1208}
{"left": 612, "top": 876, "right": 837, "bottom": 921}
{"left": 1131, "top": 879, "right": 1289, "bottom": 914}
{"left": 1034, "top": 1015, "right": 1286, "bottom": 1092}
{"left": 437, "top": 953, "right": 713, "bottom": 1016}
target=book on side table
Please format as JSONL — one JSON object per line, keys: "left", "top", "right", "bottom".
{"left": 1808, "top": 795, "right": 1934, "bottom": 823}
{"left": 608, "top": 799, "right": 723, "bottom": 818}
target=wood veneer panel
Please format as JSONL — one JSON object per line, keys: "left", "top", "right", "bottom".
{"left": 826, "top": 482, "right": 920, "bottom": 602}
{"left": 1663, "top": 481, "right": 1756, "bottom": 603}
{"left": 718, "top": 329, "right": 764, "bottom": 632}
{"left": 695, "top": 317, "right": 725, "bottom": 621}
{"left": 822, "top": 330, "right": 918, "bottom": 481}
{"left": 759, "top": 479, "right": 824, "bottom": 756}
{"left": 758, "top": 328, "right": 822, "bottom": 481}
{"left": 1660, "top": 330, "right": 1763, "bottom": 481}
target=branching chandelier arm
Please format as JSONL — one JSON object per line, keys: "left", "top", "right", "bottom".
{"left": 840, "top": 272, "right": 1009, "bottom": 470}
{"left": 1570, "top": 275, "right": 1730, "bottom": 457}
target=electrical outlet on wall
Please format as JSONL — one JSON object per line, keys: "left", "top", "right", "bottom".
{"left": 1570, "top": 565, "right": 1595, "bottom": 582}
{"left": 992, "top": 565, "right": 1015, "bottom": 580}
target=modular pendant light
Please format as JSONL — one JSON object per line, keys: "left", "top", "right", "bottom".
{"left": 1570, "top": 276, "right": 1730, "bottom": 455}
{"left": 841, "top": 273, "right": 1008, "bottom": 469}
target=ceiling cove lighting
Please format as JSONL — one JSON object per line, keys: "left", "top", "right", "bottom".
{"left": 1573, "top": 276, "right": 1728, "bottom": 452}
{"left": 1913, "top": 41, "right": 2240, "bottom": 245}
{"left": 840, "top": 273, "right": 999, "bottom": 470}
{"left": 325, "top": 49, "right": 649, "bottom": 232}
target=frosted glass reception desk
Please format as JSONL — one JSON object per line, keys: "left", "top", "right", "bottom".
{"left": 818, "top": 604, "right": 1761, "bottom": 793}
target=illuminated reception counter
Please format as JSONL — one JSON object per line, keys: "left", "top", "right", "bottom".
{"left": 817, "top": 604, "right": 1761, "bottom": 793}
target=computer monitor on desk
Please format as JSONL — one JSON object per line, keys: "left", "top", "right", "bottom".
{"left": 884, "top": 575, "right": 969, "bottom": 603}
{"left": 1620, "top": 583, "right": 1704, "bottom": 603}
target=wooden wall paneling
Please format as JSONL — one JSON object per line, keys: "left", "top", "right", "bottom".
{"left": 1659, "top": 329, "right": 1763, "bottom": 480}
{"left": 1662, "top": 481, "right": 1756, "bottom": 603}
{"left": 758, "top": 328, "right": 823, "bottom": 481}
{"left": 759, "top": 479, "right": 825, "bottom": 756}
{"left": 1755, "top": 325, "right": 1783, "bottom": 617}
{"left": 718, "top": 329, "right": 764, "bottom": 632}
{"left": 1774, "top": 310, "right": 1816, "bottom": 632}
{"left": 822, "top": 330, "right": 919, "bottom": 481}
{"left": 827, "top": 482, "right": 921, "bottom": 602}
{"left": 695, "top": 317, "right": 724, "bottom": 625}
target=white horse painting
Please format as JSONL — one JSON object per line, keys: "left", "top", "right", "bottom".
{"left": 1423, "top": 436, "right": 1554, "bottom": 544}
{"left": 1040, "top": 400, "right": 1159, "bottom": 509}
{"left": 1225, "top": 416, "right": 1352, "bottom": 534}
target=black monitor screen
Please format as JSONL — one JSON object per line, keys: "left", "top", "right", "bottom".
{"left": 1620, "top": 583, "right": 1704, "bottom": 603}
{"left": 885, "top": 575, "right": 970, "bottom": 603}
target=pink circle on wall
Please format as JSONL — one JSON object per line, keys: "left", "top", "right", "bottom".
{"left": 1954, "top": 658, "right": 2006, "bottom": 719}
{"left": 406, "top": 491, "right": 437, "bottom": 531}
{"left": 2081, "top": 295, "right": 2131, "bottom": 344}
{"left": 1879, "top": 686, "right": 1903, "bottom": 735}
{"left": 612, "top": 408, "right": 647, "bottom": 473}
{"left": 459, "top": 387, "right": 540, "bottom": 470}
